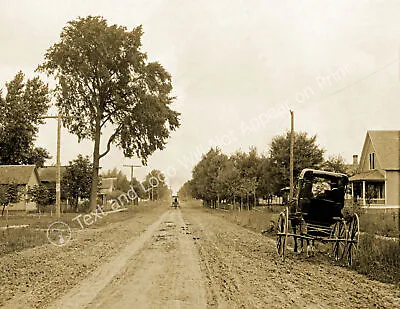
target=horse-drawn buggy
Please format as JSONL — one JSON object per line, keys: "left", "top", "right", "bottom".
{"left": 276, "top": 169, "right": 359, "bottom": 265}
{"left": 171, "top": 195, "right": 179, "bottom": 208}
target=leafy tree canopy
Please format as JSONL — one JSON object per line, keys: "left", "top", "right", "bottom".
{"left": 28, "top": 184, "right": 53, "bottom": 212}
{"left": 322, "top": 154, "right": 349, "bottom": 174}
{"left": 38, "top": 16, "right": 180, "bottom": 209}
{"left": 0, "top": 184, "right": 20, "bottom": 216}
{"left": 142, "top": 169, "right": 170, "bottom": 201}
{"left": 0, "top": 72, "right": 51, "bottom": 167}
{"left": 268, "top": 131, "right": 325, "bottom": 193}
{"left": 186, "top": 132, "right": 325, "bottom": 207}
{"left": 62, "top": 155, "right": 93, "bottom": 211}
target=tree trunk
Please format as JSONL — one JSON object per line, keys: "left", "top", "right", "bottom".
{"left": 89, "top": 112, "right": 101, "bottom": 211}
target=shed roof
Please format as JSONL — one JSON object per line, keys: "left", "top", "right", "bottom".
{"left": 38, "top": 166, "right": 67, "bottom": 183}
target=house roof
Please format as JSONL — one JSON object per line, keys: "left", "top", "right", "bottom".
{"left": 38, "top": 166, "right": 67, "bottom": 183}
{"left": 349, "top": 170, "right": 385, "bottom": 182}
{"left": 0, "top": 165, "right": 38, "bottom": 185}
{"left": 367, "top": 130, "right": 400, "bottom": 170}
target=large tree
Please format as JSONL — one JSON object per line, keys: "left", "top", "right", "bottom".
{"left": 62, "top": 155, "right": 93, "bottom": 211}
{"left": 268, "top": 131, "right": 325, "bottom": 193}
{"left": 178, "top": 180, "right": 193, "bottom": 201}
{"left": 39, "top": 16, "right": 180, "bottom": 210}
{"left": 230, "top": 148, "right": 261, "bottom": 209}
{"left": 0, "top": 72, "right": 51, "bottom": 167}
{"left": 191, "top": 148, "right": 229, "bottom": 207}
{"left": 256, "top": 155, "right": 274, "bottom": 200}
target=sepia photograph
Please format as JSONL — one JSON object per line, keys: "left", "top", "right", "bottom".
{"left": 0, "top": 1, "right": 399, "bottom": 308}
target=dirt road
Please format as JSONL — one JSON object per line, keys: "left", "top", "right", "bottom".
{"left": 48, "top": 209, "right": 207, "bottom": 309}
{"left": 3, "top": 201, "right": 400, "bottom": 308}
{"left": 50, "top": 202, "right": 400, "bottom": 308}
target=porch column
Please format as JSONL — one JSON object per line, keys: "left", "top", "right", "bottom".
{"left": 384, "top": 171, "right": 387, "bottom": 206}
{"left": 351, "top": 182, "right": 354, "bottom": 200}
{"left": 362, "top": 181, "right": 366, "bottom": 206}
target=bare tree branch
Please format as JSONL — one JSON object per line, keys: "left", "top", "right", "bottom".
{"left": 99, "top": 125, "right": 123, "bottom": 159}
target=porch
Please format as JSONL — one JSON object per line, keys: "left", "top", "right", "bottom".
{"left": 349, "top": 170, "right": 385, "bottom": 206}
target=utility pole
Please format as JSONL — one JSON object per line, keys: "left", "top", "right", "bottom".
{"left": 123, "top": 164, "right": 142, "bottom": 204}
{"left": 42, "top": 112, "right": 77, "bottom": 218}
{"left": 41, "top": 112, "right": 62, "bottom": 218}
{"left": 289, "top": 110, "right": 295, "bottom": 201}
{"left": 123, "top": 164, "right": 141, "bottom": 184}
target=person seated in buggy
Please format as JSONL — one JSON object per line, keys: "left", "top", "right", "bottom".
{"left": 278, "top": 169, "right": 359, "bottom": 263}
{"left": 289, "top": 169, "right": 348, "bottom": 255}
{"left": 172, "top": 195, "right": 179, "bottom": 208}
{"left": 296, "top": 169, "right": 347, "bottom": 228}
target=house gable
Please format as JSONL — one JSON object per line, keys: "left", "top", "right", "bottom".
{"left": 357, "top": 131, "right": 400, "bottom": 174}
{"left": 27, "top": 168, "right": 41, "bottom": 187}
{"left": 358, "top": 133, "right": 382, "bottom": 173}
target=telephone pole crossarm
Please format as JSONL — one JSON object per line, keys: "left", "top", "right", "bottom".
{"left": 123, "top": 164, "right": 142, "bottom": 184}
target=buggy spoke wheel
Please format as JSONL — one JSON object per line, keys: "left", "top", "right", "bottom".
{"left": 330, "top": 220, "right": 346, "bottom": 261}
{"left": 346, "top": 214, "right": 360, "bottom": 266}
{"left": 276, "top": 209, "right": 288, "bottom": 259}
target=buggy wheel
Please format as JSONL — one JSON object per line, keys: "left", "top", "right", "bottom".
{"left": 346, "top": 214, "right": 360, "bottom": 266}
{"left": 276, "top": 208, "right": 289, "bottom": 259}
{"left": 330, "top": 220, "right": 346, "bottom": 261}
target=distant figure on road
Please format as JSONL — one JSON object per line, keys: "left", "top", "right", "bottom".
{"left": 172, "top": 195, "right": 179, "bottom": 208}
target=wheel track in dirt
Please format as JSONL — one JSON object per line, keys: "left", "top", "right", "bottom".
{"left": 186, "top": 214, "right": 262, "bottom": 308}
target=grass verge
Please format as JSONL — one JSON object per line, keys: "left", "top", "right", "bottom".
{"left": 352, "top": 234, "right": 400, "bottom": 285}
{"left": 0, "top": 201, "right": 163, "bottom": 256}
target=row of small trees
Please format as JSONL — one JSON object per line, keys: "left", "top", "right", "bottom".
{"left": 181, "top": 131, "right": 349, "bottom": 209}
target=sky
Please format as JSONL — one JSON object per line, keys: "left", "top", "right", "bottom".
{"left": 1, "top": 0, "right": 400, "bottom": 193}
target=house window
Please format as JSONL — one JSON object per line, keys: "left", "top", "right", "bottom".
{"left": 369, "top": 153, "right": 375, "bottom": 170}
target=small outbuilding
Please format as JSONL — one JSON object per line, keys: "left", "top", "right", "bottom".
{"left": 0, "top": 165, "right": 40, "bottom": 211}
